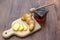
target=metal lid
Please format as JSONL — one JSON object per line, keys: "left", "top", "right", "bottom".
{"left": 35, "top": 8, "right": 49, "bottom": 17}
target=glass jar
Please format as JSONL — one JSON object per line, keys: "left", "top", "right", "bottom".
{"left": 34, "top": 8, "right": 48, "bottom": 24}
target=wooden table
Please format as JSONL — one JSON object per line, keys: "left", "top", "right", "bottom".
{"left": 0, "top": 0, "right": 60, "bottom": 40}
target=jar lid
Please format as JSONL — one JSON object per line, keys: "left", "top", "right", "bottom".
{"left": 35, "top": 8, "right": 49, "bottom": 18}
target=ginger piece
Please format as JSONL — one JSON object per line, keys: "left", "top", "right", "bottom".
{"left": 12, "top": 22, "right": 20, "bottom": 31}
{"left": 18, "top": 24, "right": 24, "bottom": 31}
{"left": 23, "top": 25, "right": 28, "bottom": 31}
{"left": 21, "top": 13, "right": 35, "bottom": 31}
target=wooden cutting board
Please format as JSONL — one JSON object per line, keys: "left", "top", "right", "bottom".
{"left": 2, "top": 18, "right": 41, "bottom": 38}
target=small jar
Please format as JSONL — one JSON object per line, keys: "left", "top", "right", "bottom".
{"left": 34, "top": 8, "right": 48, "bottom": 24}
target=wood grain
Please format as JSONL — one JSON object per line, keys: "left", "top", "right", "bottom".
{"left": 0, "top": 0, "right": 60, "bottom": 40}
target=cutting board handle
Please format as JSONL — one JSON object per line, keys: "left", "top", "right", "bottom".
{"left": 2, "top": 29, "right": 14, "bottom": 38}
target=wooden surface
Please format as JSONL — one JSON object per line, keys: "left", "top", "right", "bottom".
{"left": 0, "top": 0, "right": 60, "bottom": 40}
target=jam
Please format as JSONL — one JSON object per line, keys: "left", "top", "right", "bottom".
{"left": 34, "top": 13, "right": 46, "bottom": 23}
{"left": 34, "top": 8, "right": 48, "bottom": 23}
